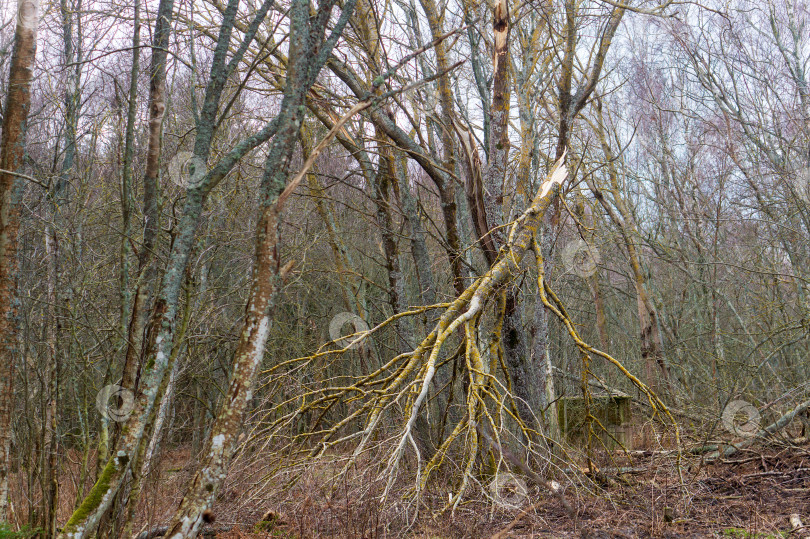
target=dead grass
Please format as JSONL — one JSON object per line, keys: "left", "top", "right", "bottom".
{"left": 7, "top": 427, "right": 810, "bottom": 537}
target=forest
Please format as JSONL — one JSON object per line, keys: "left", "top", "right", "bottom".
{"left": 0, "top": 0, "right": 809, "bottom": 536}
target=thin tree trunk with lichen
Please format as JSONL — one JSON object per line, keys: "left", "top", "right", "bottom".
{"left": 375, "top": 142, "right": 413, "bottom": 351}
{"left": 116, "top": 0, "right": 164, "bottom": 421}
{"left": 97, "top": 0, "right": 162, "bottom": 531}
{"left": 0, "top": 0, "right": 40, "bottom": 518}
{"left": 42, "top": 0, "right": 81, "bottom": 530}
{"left": 120, "top": 279, "right": 194, "bottom": 538}
{"left": 160, "top": 1, "right": 358, "bottom": 534}
{"left": 394, "top": 152, "right": 435, "bottom": 307}
{"left": 417, "top": 0, "right": 465, "bottom": 297}
{"left": 109, "top": 0, "right": 141, "bottom": 472}
{"left": 59, "top": 0, "right": 299, "bottom": 532}
{"left": 43, "top": 201, "right": 61, "bottom": 537}
{"left": 96, "top": 5, "right": 144, "bottom": 535}
{"left": 574, "top": 189, "right": 609, "bottom": 352}
{"left": 327, "top": 34, "right": 466, "bottom": 298}
{"left": 528, "top": 0, "right": 626, "bottom": 438}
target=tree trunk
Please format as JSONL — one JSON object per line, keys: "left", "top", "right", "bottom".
{"left": 161, "top": 0, "right": 359, "bottom": 533}
{"left": 590, "top": 105, "right": 670, "bottom": 393}
{"left": 117, "top": 0, "right": 163, "bottom": 413}
{"left": 0, "top": 0, "right": 40, "bottom": 518}
{"left": 417, "top": 0, "right": 465, "bottom": 296}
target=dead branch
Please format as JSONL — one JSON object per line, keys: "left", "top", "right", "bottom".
{"left": 707, "top": 400, "right": 810, "bottom": 460}
{"left": 475, "top": 420, "right": 576, "bottom": 517}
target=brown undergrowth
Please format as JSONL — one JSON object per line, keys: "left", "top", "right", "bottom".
{"left": 7, "top": 420, "right": 810, "bottom": 538}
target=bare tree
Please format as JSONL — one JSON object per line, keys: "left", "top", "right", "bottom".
{"left": 0, "top": 0, "right": 40, "bottom": 519}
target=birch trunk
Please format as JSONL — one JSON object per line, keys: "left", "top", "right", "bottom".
{"left": 0, "top": 0, "right": 40, "bottom": 518}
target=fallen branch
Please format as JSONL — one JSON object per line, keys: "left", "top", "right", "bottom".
{"left": 489, "top": 500, "right": 546, "bottom": 539}
{"left": 707, "top": 400, "right": 810, "bottom": 460}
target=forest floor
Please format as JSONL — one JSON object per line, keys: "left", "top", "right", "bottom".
{"left": 136, "top": 437, "right": 809, "bottom": 538}
{"left": 30, "top": 424, "right": 808, "bottom": 538}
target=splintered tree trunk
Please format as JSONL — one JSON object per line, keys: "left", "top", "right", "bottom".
{"left": 0, "top": 0, "right": 40, "bottom": 518}
{"left": 483, "top": 0, "right": 510, "bottom": 243}
{"left": 482, "top": 0, "right": 541, "bottom": 428}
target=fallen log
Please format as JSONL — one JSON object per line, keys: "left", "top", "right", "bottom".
{"left": 706, "top": 400, "right": 810, "bottom": 461}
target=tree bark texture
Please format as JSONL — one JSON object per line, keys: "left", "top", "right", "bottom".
{"left": 0, "top": 0, "right": 40, "bottom": 518}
